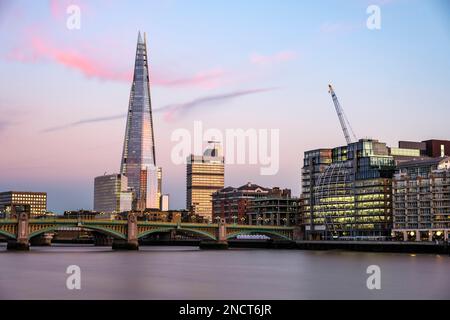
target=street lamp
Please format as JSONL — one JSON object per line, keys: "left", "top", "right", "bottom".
{"left": 232, "top": 215, "right": 237, "bottom": 225}
{"left": 257, "top": 216, "right": 263, "bottom": 226}
{"left": 215, "top": 216, "right": 221, "bottom": 224}
{"left": 240, "top": 217, "right": 246, "bottom": 225}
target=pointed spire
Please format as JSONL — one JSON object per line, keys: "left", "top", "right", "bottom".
{"left": 137, "top": 31, "right": 144, "bottom": 44}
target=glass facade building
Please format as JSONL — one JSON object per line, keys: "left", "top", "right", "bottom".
{"left": 302, "top": 139, "right": 395, "bottom": 240}
{"left": 120, "top": 31, "right": 159, "bottom": 211}
{"left": 94, "top": 174, "right": 132, "bottom": 213}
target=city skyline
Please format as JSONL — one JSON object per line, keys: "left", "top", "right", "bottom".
{"left": 1, "top": 0, "right": 450, "bottom": 212}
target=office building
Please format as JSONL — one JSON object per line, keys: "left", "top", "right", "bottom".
{"left": 302, "top": 139, "right": 395, "bottom": 240}
{"left": 301, "top": 149, "right": 332, "bottom": 237}
{"left": 120, "top": 31, "right": 160, "bottom": 211}
{"left": 186, "top": 143, "right": 225, "bottom": 221}
{"left": 392, "top": 157, "right": 450, "bottom": 241}
{"left": 94, "top": 174, "right": 132, "bottom": 213}
{"left": 0, "top": 191, "right": 47, "bottom": 217}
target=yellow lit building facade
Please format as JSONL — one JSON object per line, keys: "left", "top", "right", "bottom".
{"left": 0, "top": 191, "right": 47, "bottom": 217}
{"left": 302, "top": 139, "right": 395, "bottom": 240}
{"left": 186, "top": 144, "right": 225, "bottom": 222}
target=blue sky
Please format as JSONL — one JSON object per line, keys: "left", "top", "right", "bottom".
{"left": 0, "top": 0, "right": 449, "bottom": 212}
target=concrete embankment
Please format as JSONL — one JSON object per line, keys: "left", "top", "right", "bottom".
{"left": 295, "top": 240, "right": 450, "bottom": 254}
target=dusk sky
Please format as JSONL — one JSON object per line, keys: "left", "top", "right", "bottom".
{"left": 1, "top": 0, "right": 449, "bottom": 212}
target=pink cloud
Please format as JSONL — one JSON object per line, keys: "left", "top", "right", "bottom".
{"left": 49, "top": 0, "right": 63, "bottom": 19}
{"left": 6, "top": 32, "right": 227, "bottom": 88}
{"left": 153, "top": 68, "right": 225, "bottom": 89}
{"left": 9, "top": 33, "right": 132, "bottom": 81}
{"left": 250, "top": 51, "right": 297, "bottom": 66}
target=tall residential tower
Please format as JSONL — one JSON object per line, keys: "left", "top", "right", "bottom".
{"left": 120, "top": 32, "right": 161, "bottom": 211}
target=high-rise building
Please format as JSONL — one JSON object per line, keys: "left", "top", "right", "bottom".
{"left": 392, "top": 157, "right": 450, "bottom": 241}
{"left": 0, "top": 191, "right": 47, "bottom": 217}
{"left": 302, "top": 139, "right": 395, "bottom": 240}
{"left": 94, "top": 174, "right": 132, "bottom": 213}
{"left": 186, "top": 143, "right": 225, "bottom": 221}
{"left": 120, "top": 31, "right": 159, "bottom": 211}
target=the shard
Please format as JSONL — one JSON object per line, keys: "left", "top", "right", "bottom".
{"left": 120, "top": 31, "right": 160, "bottom": 211}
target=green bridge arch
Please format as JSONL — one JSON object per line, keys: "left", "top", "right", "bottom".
{"left": 0, "top": 230, "right": 16, "bottom": 240}
{"left": 28, "top": 224, "right": 127, "bottom": 240}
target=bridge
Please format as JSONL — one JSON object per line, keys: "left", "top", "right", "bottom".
{"left": 0, "top": 213, "right": 300, "bottom": 250}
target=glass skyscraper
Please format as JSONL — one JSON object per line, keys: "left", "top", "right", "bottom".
{"left": 120, "top": 31, "right": 160, "bottom": 211}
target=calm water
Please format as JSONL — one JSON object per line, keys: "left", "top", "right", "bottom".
{"left": 0, "top": 244, "right": 449, "bottom": 300}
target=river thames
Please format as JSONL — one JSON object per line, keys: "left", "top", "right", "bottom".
{"left": 0, "top": 244, "right": 449, "bottom": 300}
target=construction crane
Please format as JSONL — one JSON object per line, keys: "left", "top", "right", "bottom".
{"left": 328, "top": 84, "right": 357, "bottom": 144}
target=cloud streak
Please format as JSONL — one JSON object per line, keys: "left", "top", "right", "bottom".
{"left": 7, "top": 32, "right": 133, "bottom": 82}
{"left": 159, "top": 87, "right": 277, "bottom": 121}
{"left": 250, "top": 51, "right": 297, "bottom": 66}
{"left": 41, "top": 114, "right": 126, "bottom": 133}
{"left": 7, "top": 31, "right": 227, "bottom": 88}
{"left": 41, "top": 87, "right": 277, "bottom": 132}
{"left": 154, "top": 68, "right": 226, "bottom": 89}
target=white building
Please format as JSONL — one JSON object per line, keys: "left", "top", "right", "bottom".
{"left": 94, "top": 174, "right": 132, "bottom": 213}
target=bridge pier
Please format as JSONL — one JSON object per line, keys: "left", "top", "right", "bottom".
{"left": 199, "top": 218, "right": 228, "bottom": 250}
{"left": 112, "top": 239, "right": 139, "bottom": 250}
{"left": 7, "top": 239, "right": 30, "bottom": 251}
{"left": 7, "top": 213, "right": 30, "bottom": 251}
{"left": 112, "top": 213, "right": 139, "bottom": 251}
